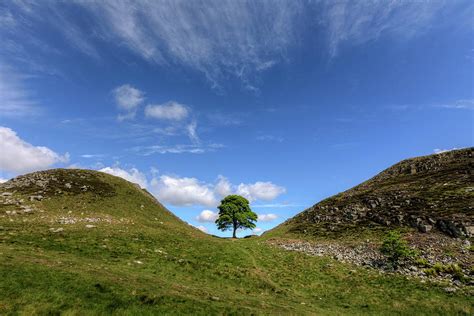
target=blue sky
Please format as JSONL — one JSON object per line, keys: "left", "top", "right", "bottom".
{"left": 0, "top": 0, "right": 473, "bottom": 236}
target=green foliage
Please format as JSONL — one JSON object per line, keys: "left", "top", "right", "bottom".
{"left": 215, "top": 195, "right": 257, "bottom": 238}
{"left": 423, "top": 268, "right": 437, "bottom": 277}
{"left": 380, "top": 231, "right": 416, "bottom": 266}
{"left": 423, "top": 263, "right": 467, "bottom": 282}
{"left": 415, "top": 258, "right": 430, "bottom": 268}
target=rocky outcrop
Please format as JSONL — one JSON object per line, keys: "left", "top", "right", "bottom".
{"left": 0, "top": 169, "right": 116, "bottom": 198}
{"left": 279, "top": 148, "right": 474, "bottom": 238}
{"left": 272, "top": 233, "right": 473, "bottom": 290}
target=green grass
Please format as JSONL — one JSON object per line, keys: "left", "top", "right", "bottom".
{"left": 0, "top": 170, "right": 472, "bottom": 315}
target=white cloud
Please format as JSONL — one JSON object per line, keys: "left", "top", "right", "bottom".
{"left": 196, "top": 210, "right": 218, "bottom": 223}
{"left": 258, "top": 213, "right": 278, "bottom": 222}
{"left": 237, "top": 182, "right": 286, "bottom": 202}
{"left": 215, "top": 176, "right": 232, "bottom": 198}
{"left": 145, "top": 101, "right": 189, "bottom": 121}
{"left": 434, "top": 148, "right": 459, "bottom": 154}
{"left": 194, "top": 225, "right": 208, "bottom": 233}
{"left": 92, "top": 165, "right": 286, "bottom": 208}
{"left": 253, "top": 227, "right": 263, "bottom": 233}
{"left": 150, "top": 175, "right": 217, "bottom": 207}
{"left": 149, "top": 174, "right": 285, "bottom": 207}
{"left": 112, "top": 84, "right": 145, "bottom": 120}
{"left": 0, "top": 126, "right": 69, "bottom": 174}
{"left": 0, "top": 177, "right": 9, "bottom": 183}
{"left": 99, "top": 166, "right": 148, "bottom": 188}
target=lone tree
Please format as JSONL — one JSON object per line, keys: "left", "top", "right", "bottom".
{"left": 215, "top": 195, "right": 257, "bottom": 238}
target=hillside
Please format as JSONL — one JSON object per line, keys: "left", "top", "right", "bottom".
{"left": 0, "top": 169, "right": 196, "bottom": 236}
{"left": 266, "top": 148, "right": 473, "bottom": 239}
{"left": 1, "top": 169, "right": 472, "bottom": 314}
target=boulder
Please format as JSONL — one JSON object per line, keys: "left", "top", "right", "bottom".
{"left": 418, "top": 224, "right": 432, "bottom": 233}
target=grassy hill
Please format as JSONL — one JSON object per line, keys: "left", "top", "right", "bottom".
{"left": 265, "top": 148, "right": 473, "bottom": 240}
{"left": 1, "top": 169, "right": 472, "bottom": 314}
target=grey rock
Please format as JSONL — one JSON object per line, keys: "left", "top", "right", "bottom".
{"left": 418, "top": 224, "right": 432, "bottom": 233}
{"left": 444, "top": 287, "right": 456, "bottom": 293}
{"left": 49, "top": 227, "right": 64, "bottom": 233}
{"left": 29, "top": 195, "right": 43, "bottom": 201}
{"left": 464, "top": 226, "right": 474, "bottom": 237}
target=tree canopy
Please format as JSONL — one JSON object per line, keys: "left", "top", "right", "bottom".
{"left": 215, "top": 195, "right": 257, "bottom": 238}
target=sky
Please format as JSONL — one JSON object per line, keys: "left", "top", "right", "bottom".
{"left": 0, "top": 0, "right": 473, "bottom": 237}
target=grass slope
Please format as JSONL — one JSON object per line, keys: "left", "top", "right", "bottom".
{"left": 266, "top": 147, "right": 473, "bottom": 240}
{"left": 1, "top": 169, "right": 472, "bottom": 315}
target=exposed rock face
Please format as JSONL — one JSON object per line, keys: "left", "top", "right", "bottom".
{"left": 283, "top": 148, "right": 474, "bottom": 238}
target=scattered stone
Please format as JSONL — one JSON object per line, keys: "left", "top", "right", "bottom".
{"left": 29, "top": 195, "right": 43, "bottom": 201}
{"left": 85, "top": 225, "right": 96, "bottom": 229}
{"left": 418, "top": 224, "right": 432, "bottom": 233}
{"left": 65, "top": 183, "right": 72, "bottom": 189}
{"left": 22, "top": 208, "right": 34, "bottom": 214}
{"left": 273, "top": 233, "right": 472, "bottom": 289}
{"left": 444, "top": 287, "right": 457, "bottom": 293}
{"left": 59, "top": 217, "right": 77, "bottom": 224}
{"left": 49, "top": 228, "right": 64, "bottom": 233}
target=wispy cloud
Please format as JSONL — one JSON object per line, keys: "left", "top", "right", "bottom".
{"left": 437, "top": 99, "right": 474, "bottom": 110}
{"left": 206, "top": 112, "right": 244, "bottom": 127}
{"left": 186, "top": 121, "right": 200, "bottom": 144}
{"left": 81, "top": 0, "right": 302, "bottom": 88}
{"left": 80, "top": 154, "right": 105, "bottom": 159}
{"left": 0, "top": 64, "right": 40, "bottom": 117}
{"left": 133, "top": 143, "right": 223, "bottom": 155}
{"left": 3, "top": 1, "right": 470, "bottom": 89}
{"left": 318, "top": 0, "right": 454, "bottom": 58}
{"left": 2, "top": 0, "right": 303, "bottom": 89}
{"left": 256, "top": 135, "right": 284, "bottom": 142}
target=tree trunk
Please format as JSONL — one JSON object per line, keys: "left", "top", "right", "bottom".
{"left": 232, "top": 223, "right": 237, "bottom": 238}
